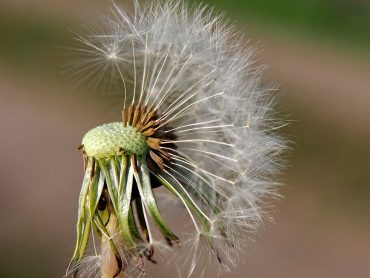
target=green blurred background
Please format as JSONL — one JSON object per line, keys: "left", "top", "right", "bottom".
{"left": 1, "top": 0, "right": 369, "bottom": 277}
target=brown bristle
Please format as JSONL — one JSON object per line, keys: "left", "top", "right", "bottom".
{"left": 139, "top": 110, "right": 148, "bottom": 125}
{"left": 149, "top": 150, "right": 165, "bottom": 170}
{"left": 127, "top": 105, "right": 134, "bottom": 126}
{"left": 158, "top": 149, "right": 172, "bottom": 160}
{"left": 141, "top": 120, "right": 155, "bottom": 132}
{"left": 143, "top": 111, "right": 156, "bottom": 125}
{"left": 146, "top": 137, "right": 161, "bottom": 149}
{"left": 122, "top": 108, "right": 127, "bottom": 127}
{"left": 154, "top": 118, "right": 164, "bottom": 127}
{"left": 142, "top": 128, "right": 155, "bottom": 137}
{"left": 132, "top": 106, "right": 141, "bottom": 127}
{"left": 135, "top": 107, "right": 146, "bottom": 129}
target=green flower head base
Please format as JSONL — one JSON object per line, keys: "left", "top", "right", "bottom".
{"left": 82, "top": 123, "right": 148, "bottom": 158}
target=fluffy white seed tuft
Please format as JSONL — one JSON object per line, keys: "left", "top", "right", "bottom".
{"left": 68, "top": 0, "right": 287, "bottom": 276}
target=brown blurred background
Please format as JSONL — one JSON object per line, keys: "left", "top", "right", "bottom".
{"left": 0, "top": 0, "right": 369, "bottom": 277}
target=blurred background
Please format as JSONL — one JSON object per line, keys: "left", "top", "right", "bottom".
{"left": 0, "top": 0, "right": 369, "bottom": 277}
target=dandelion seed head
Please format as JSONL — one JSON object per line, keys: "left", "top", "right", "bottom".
{"left": 66, "top": 0, "right": 287, "bottom": 277}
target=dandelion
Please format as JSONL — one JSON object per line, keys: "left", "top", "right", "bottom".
{"left": 66, "top": 0, "right": 286, "bottom": 277}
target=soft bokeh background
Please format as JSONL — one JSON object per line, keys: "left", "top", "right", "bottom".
{"left": 1, "top": 0, "right": 369, "bottom": 277}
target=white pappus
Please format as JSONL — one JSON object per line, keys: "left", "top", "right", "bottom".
{"left": 65, "top": 1, "right": 287, "bottom": 277}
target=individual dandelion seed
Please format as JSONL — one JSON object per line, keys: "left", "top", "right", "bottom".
{"left": 65, "top": 0, "right": 287, "bottom": 277}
